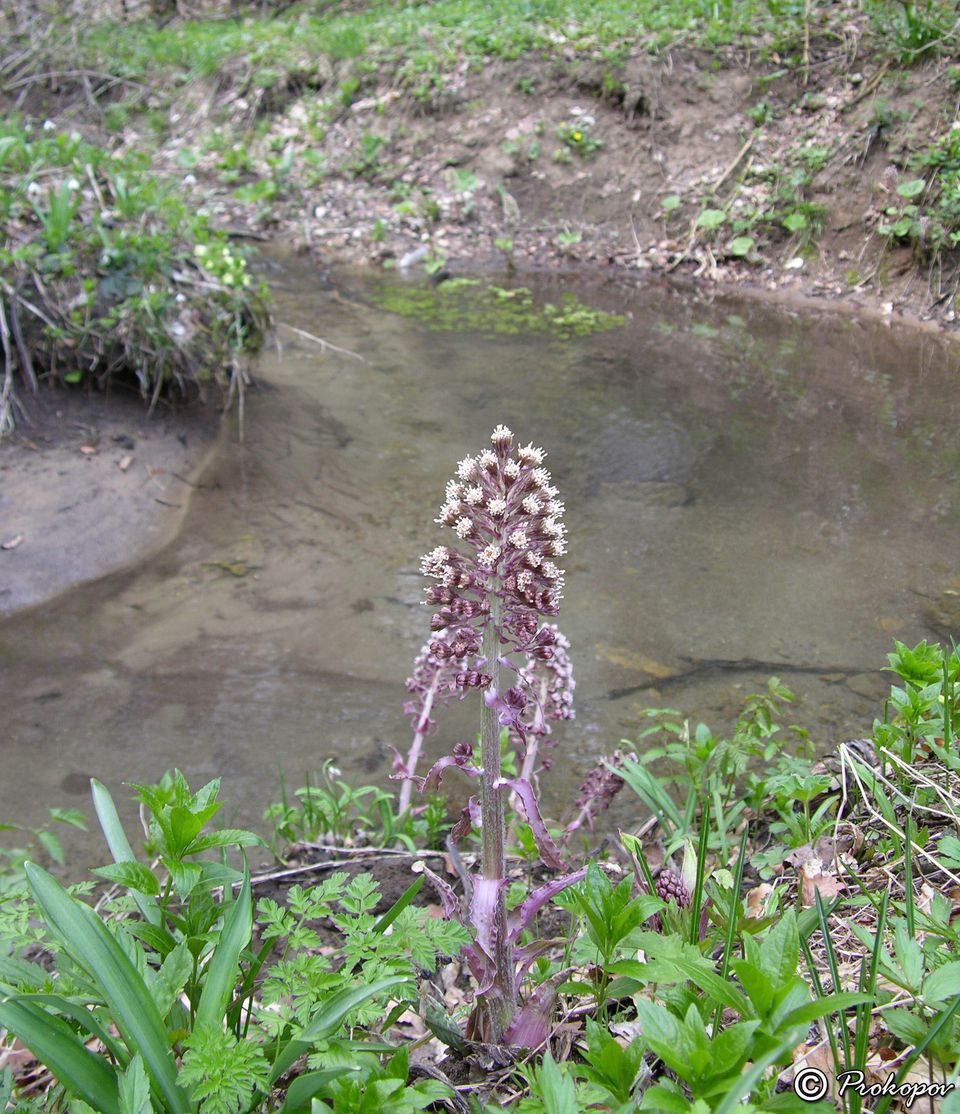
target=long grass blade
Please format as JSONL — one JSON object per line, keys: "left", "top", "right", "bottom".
{"left": 195, "top": 866, "right": 252, "bottom": 1033}
{"left": 874, "top": 994, "right": 960, "bottom": 1114}
{"left": 25, "top": 863, "right": 190, "bottom": 1114}
{"left": 814, "top": 889, "right": 852, "bottom": 1072}
{"left": 713, "top": 826, "right": 749, "bottom": 1034}
{"left": 689, "top": 800, "right": 710, "bottom": 945}
{"left": 372, "top": 875, "right": 423, "bottom": 935}
{"left": 0, "top": 997, "right": 121, "bottom": 1114}
{"left": 90, "top": 779, "right": 159, "bottom": 926}
{"left": 270, "top": 975, "right": 410, "bottom": 1082}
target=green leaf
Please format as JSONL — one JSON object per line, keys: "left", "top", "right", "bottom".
{"left": 713, "top": 1034, "right": 800, "bottom": 1113}
{"left": 782, "top": 212, "right": 807, "bottom": 233}
{"left": 631, "top": 999, "right": 684, "bottom": 1066}
{"left": 661, "top": 195, "right": 681, "bottom": 212}
{"left": 93, "top": 862, "right": 160, "bottom": 898}
{"left": 50, "top": 808, "right": 88, "bottom": 830}
{"left": 63, "top": 371, "right": 83, "bottom": 385}
{"left": 0, "top": 997, "right": 121, "bottom": 1114}
{"left": 639, "top": 1083, "right": 690, "bottom": 1112}
{"left": 0, "top": 956, "right": 48, "bottom": 990}
{"left": 91, "top": 779, "right": 159, "bottom": 926}
{"left": 195, "top": 870, "right": 252, "bottom": 1031}
{"left": 36, "top": 829, "right": 65, "bottom": 866}
{"left": 280, "top": 1068, "right": 359, "bottom": 1111}
{"left": 880, "top": 1008, "right": 927, "bottom": 1046}
{"left": 119, "top": 1055, "right": 153, "bottom": 1114}
{"left": 780, "top": 991, "right": 872, "bottom": 1029}
{"left": 696, "top": 208, "right": 726, "bottom": 230}
{"left": 152, "top": 941, "right": 193, "bottom": 1019}
{"left": 923, "top": 961, "right": 960, "bottom": 1006}
{"left": 372, "top": 875, "right": 424, "bottom": 935}
{"left": 759, "top": 907, "right": 798, "bottom": 992}
{"left": 169, "top": 804, "right": 217, "bottom": 855}
{"left": 183, "top": 829, "right": 265, "bottom": 855}
{"left": 729, "top": 236, "right": 754, "bottom": 257}
{"left": 538, "top": 1053, "right": 578, "bottom": 1114}
{"left": 708, "top": 1019, "right": 760, "bottom": 1077}
{"left": 627, "top": 933, "right": 752, "bottom": 1016}
{"left": 731, "top": 958, "right": 773, "bottom": 1017}
{"left": 271, "top": 976, "right": 410, "bottom": 1082}
{"left": 15, "top": 994, "right": 125, "bottom": 1062}
{"left": 167, "top": 859, "right": 202, "bottom": 899}
{"left": 896, "top": 178, "right": 926, "bottom": 199}
{"left": 24, "top": 864, "right": 190, "bottom": 1114}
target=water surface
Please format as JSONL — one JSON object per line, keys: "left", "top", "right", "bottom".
{"left": 3, "top": 258, "right": 959, "bottom": 864}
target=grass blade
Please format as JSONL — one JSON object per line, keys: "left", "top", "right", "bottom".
{"left": 195, "top": 866, "right": 252, "bottom": 1032}
{"left": 815, "top": 889, "right": 852, "bottom": 1073}
{"left": 270, "top": 975, "right": 410, "bottom": 1082}
{"left": 874, "top": 994, "right": 960, "bottom": 1114}
{"left": 372, "top": 875, "right": 423, "bottom": 935}
{"left": 90, "top": 779, "right": 159, "bottom": 926}
{"left": 0, "top": 997, "right": 121, "bottom": 1114}
{"left": 690, "top": 800, "right": 710, "bottom": 945}
{"left": 713, "top": 826, "right": 749, "bottom": 1034}
{"left": 25, "top": 863, "right": 190, "bottom": 1114}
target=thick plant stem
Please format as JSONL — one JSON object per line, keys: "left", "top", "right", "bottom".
{"left": 479, "top": 591, "right": 515, "bottom": 1040}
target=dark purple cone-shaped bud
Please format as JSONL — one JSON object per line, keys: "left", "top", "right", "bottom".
{"left": 655, "top": 868, "right": 690, "bottom": 909}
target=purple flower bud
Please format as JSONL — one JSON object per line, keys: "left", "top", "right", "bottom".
{"left": 655, "top": 868, "right": 690, "bottom": 908}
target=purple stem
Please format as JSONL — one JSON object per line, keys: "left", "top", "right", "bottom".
{"left": 397, "top": 671, "right": 440, "bottom": 815}
{"left": 518, "top": 676, "right": 548, "bottom": 786}
{"left": 479, "top": 590, "right": 515, "bottom": 1040}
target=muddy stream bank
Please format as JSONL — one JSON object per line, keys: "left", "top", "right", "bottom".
{"left": 2, "top": 256, "right": 959, "bottom": 867}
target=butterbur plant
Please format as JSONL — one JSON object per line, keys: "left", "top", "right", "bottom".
{"left": 402, "top": 425, "right": 584, "bottom": 1044}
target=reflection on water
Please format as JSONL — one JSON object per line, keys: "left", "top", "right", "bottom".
{"left": 2, "top": 257, "right": 960, "bottom": 865}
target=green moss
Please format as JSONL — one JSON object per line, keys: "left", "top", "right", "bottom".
{"left": 369, "top": 278, "right": 625, "bottom": 337}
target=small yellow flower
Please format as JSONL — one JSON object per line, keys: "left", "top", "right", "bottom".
{"left": 572, "top": 131, "right": 583, "bottom": 142}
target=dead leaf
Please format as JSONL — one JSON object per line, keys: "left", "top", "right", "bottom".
{"left": 786, "top": 845, "right": 818, "bottom": 870}
{"left": 746, "top": 883, "right": 774, "bottom": 918}
{"left": 118, "top": 454, "right": 133, "bottom": 471}
{"left": 1, "top": 535, "right": 23, "bottom": 550}
{"left": 80, "top": 445, "right": 97, "bottom": 455}
{"left": 801, "top": 861, "right": 845, "bottom": 907}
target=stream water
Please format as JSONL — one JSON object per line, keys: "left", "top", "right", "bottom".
{"left": 3, "top": 255, "right": 960, "bottom": 866}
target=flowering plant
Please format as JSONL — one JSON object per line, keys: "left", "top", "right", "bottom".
{"left": 399, "top": 425, "right": 585, "bottom": 1044}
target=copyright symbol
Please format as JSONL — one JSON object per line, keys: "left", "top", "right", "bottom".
{"left": 794, "top": 1066, "right": 829, "bottom": 1102}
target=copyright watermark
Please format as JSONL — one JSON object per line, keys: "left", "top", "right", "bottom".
{"left": 794, "top": 1066, "right": 956, "bottom": 1107}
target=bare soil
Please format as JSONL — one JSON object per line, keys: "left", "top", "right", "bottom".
{"left": 176, "top": 43, "right": 960, "bottom": 330}
{"left": 0, "top": 386, "right": 221, "bottom": 615}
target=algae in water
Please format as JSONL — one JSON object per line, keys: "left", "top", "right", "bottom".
{"left": 370, "top": 278, "right": 626, "bottom": 337}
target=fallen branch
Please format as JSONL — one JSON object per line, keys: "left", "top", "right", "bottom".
{"left": 276, "top": 320, "right": 366, "bottom": 362}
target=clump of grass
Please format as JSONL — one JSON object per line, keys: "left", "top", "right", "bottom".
{"left": 0, "top": 119, "right": 269, "bottom": 435}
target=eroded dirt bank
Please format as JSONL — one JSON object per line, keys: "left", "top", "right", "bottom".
{"left": 169, "top": 42, "right": 960, "bottom": 331}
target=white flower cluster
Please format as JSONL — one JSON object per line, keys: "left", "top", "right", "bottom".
{"left": 421, "top": 426, "right": 567, "bottom": 608}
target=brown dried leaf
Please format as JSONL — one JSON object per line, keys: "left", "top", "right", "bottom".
{"left": 746, "top": 883, "right": 774, "bottom": 918}
{"left": 80, "top": 445, "right": 97, "bottom": 455}
{"left": 801, "top": 861, "right": 845, "bottom": 908}
{"left": 786, "top": 845, "right": 817, "bottom": 870}
{"left": 118, "top": 454, "right": 133, "bottom": 472}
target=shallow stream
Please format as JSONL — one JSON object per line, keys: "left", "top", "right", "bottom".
{"left": 3, "top": 256, "right": 960, "bottom": 864}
